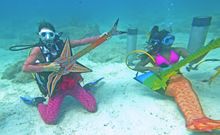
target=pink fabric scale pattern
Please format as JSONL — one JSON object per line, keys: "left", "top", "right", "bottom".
{"left": 38, "top": 75, "right": 97, "bottom": 124}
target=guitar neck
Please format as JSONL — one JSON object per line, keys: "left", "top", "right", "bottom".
{"left": 70, "top": 34, "right": 109, "bottom": 61}
{"left": 161, "top": 38, "right": 220, "bottom": 77}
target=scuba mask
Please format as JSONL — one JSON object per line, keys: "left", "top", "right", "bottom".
{"left": 161, "top": 33, "right": 175, "bottom": 46}
{"left": 38, "top": 29, "right": 63, "bottom": 49}
{"left": 39, "top": 29, "right": 56, "bottom": 44}
{"left": 147, "top": 26, "right": 175, "bottom": 48}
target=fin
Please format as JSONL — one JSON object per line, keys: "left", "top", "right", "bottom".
{"left": 90, "top": 77, "right": 104, "bottom": 85}
{"left": 20, "top": 96, "right": 46, "bottom": 106}
{"left": 188, "top": 117, "right": 220, "bottom": 132}
{"left": 83, "top": 77, "right": 104, "bottom": 91}
{"left": 20, "top": 96, "right": 33, "bottom": 105}
{"left": 83, "top": 83, "right": 93, "bottom": 91}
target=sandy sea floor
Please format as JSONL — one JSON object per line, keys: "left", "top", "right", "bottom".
{"left": 0, "top": 32, "right": 220, "bottom": 135}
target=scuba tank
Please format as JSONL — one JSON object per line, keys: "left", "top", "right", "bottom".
{"left": 127, "top": 28, "right": 138, "bottom": 66}
{"left": 187, "top": 16, "right": 212, "bottom": 54}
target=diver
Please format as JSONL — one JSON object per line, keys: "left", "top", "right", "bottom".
{"left": 133, "top": 25, "right": 220, "bottom": 132}
{"left": 21, "top": 21, "right": 112, "bottom": 124}
{"left": 186, "top": 59, "right": 220, "bottom": 84}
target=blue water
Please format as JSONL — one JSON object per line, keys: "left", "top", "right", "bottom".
{"left": 0, "top": 0, "right": 219, "bottom": 35}
{"left": 0, "top": 1, "right": 220, "bottom": 135}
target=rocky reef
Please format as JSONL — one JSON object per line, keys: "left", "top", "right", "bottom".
{"left": 1, "top": 60, "right": 33, "bottom": 84}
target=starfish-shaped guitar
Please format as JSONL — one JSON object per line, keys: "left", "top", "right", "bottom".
{"left": 46, "top": 18, "right": 125, "bottom": 97}
{"left": 46, "top": 39, "right": 92, "bottom": 97}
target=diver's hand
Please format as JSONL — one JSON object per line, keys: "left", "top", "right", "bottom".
{"left": 43, "top": 62, "right": 60, "bottom": 72}
{"left": 146, "top": 66, "right": 161, "bottom": 75}
{"left": 99, "top": 32, "right": 108, "bottom": 37}
{"left": 100, "top": 30, "right": 127, "bottom": 38}
{"left": 152, "top": 66, "right": 162, "bottom": 75}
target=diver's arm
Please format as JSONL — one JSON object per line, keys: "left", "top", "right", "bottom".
{"left": 175, "top": 47, "right": 208, "bottom": 64}
{"left": 22, "top": 47, "right": 59, "bottom": 72}
{"left": 174, "top": 47, "right": 190, "bottom": 58}
{"left": 134, "top": 58, "right": 160, "bottom": 73}
{"left": 70, "top": 35, "right": 100, "bottom": 48}
{"left": 22, "top": 47, "right": 44, "bottom": 72}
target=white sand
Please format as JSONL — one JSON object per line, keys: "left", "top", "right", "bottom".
{"left": 0, "top": 33, "right": 220, "bottom": 135}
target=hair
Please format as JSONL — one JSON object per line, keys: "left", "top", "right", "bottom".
{"left": 149, "top": 26, "right": 170, "bottom": 42}
{"left": 158, "top": 29, "right": 170, "bottom": 40}
{"left": 38, "top": 21, "right": 56, "bottom": 32}
{"left": 147, "top": 25, "right": 171, "bottom": 54}
{"left": 148, "top": 25, "right": 159, "bottom": 41}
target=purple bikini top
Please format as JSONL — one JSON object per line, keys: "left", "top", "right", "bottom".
{"left": 155, "top": 50, "right": 180, "bottom": 66}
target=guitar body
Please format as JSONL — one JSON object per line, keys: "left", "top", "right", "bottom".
{"left": 135, "top": 68, "right": 178, "bottom": 90}
{"left": 138, "top": 38, "right": 220, "bottom": 90}
{"left": 45, "top": 19, "right": 123, "bottom": 97}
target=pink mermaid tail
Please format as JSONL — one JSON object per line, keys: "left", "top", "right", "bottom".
{"left": 38, "top": 77, "right": 96, "bottom": 124}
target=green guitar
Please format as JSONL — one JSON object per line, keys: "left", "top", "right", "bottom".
{"left": 142, "top": 38, "right": 220, "bottom": 90}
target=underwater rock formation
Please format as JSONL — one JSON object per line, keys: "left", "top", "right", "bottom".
{"left": 1, "top": 60, "right": 33, "bottom": 84}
